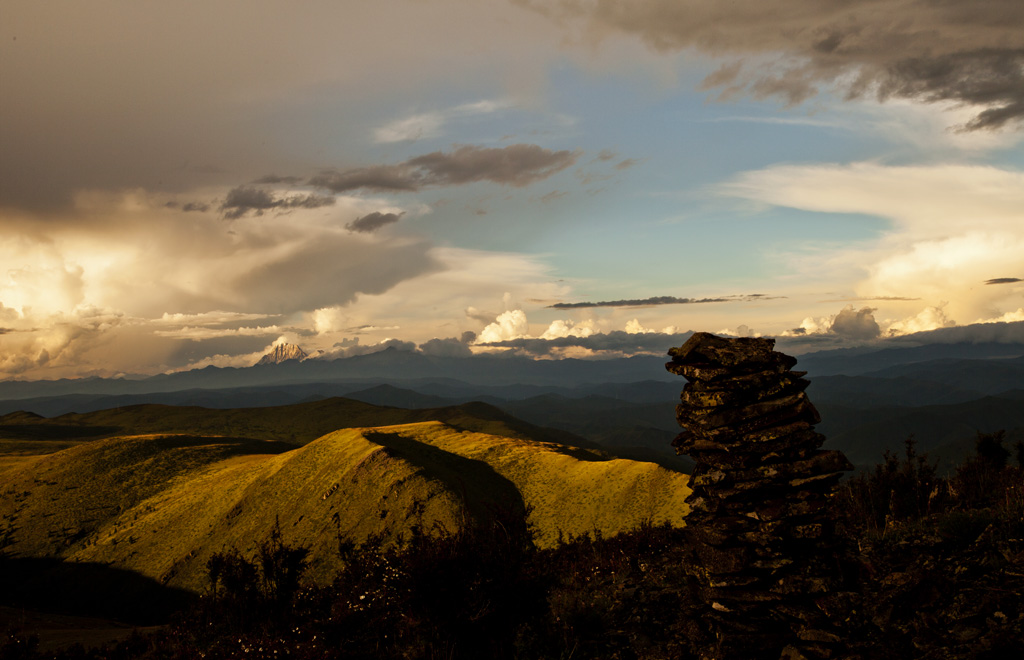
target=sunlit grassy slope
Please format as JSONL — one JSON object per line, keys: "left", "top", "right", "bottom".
{"left": 1, "top": 422, "right": 690, "bottom": 593}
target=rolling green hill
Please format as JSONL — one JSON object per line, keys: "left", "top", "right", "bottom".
{"left": 0, "top": 421, "right": 690, "bottom": 596}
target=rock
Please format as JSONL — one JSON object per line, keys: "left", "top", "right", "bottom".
{"left": 256, "top": 342, "right": 309, "bottom": 365}
{"left": 667, "top": 333, "right": 852, "bottom": 660}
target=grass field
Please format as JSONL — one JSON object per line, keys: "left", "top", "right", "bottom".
{"left": 1, "top": 402, "right": 690, "bottom": 595}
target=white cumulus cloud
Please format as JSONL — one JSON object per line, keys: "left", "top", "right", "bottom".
{"left": 885, "top": 305, "right": 956, "bottom": 336}
{"left": 541, "top": 318, "right": 595, "bottom": 339}
{"left": 477, "top": 309, "right": 530, "bottom": 343}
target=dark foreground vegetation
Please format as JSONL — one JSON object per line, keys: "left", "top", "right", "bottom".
{"left": 4, "top": 433, "right": 1023, "bottom": 660}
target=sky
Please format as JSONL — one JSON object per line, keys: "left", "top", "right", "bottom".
{"left": 2, "top": 0, "right": 1023, "bottom": 379}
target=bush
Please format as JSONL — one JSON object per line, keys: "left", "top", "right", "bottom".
{"left": 948, "top": 431, "right": 1020, "bottom": 510}
{"left": 324, "top": 506, "right": 545, "bottom": 659}
{"left": 199, "top": 520, "right": 310, "bottom": 636}
{"left": 833, "top": 436, "right": 943, "bottom": 534}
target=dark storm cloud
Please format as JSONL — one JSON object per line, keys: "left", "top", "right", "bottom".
{"left": 220, "top": 186, "right": 336, "bottom": 219}
{"left": 346, "top": 211, "right": 404, "bottom": 233}
{"left": 308, "top": 144, "right": 581, "bottom": 194}
{"left": 478, "top": 329, "right": 695, "bottom": 356}
{"left": 549, "top": 294, "right": 773, "bottom": 309}
{"left": 520, "top": 0, "right": 1024, "bottom": 130}
{"left": 985, "top": 277, "right": 1022, "bottom": 285}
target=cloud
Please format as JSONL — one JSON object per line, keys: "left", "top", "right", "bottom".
{"left": 220, "top": 186, "right": 336, "bottom": 219}
{"left": 471, "top": 307, "right": 694, "bottom": 356}
{"left": 549, "top": 294, "right": 773, "bottom": 309}
{"left": 310, "top": 307, "right": 348, "bottom": 335}
{"left": 315, "top": 337, "right": 417, "bottom": 360}
{"left": 976, "top": 308, "right": 1024, "bottom": 324}
{"left": 419, "top": 334, "right": 474, "bottom": 358}
{"left": 724, "top": 163, "right": 1024, "bottom": 238}
{"left": 624, "top": 318, "right": 679, "bottom": 335}
{"left": 540, "top": 319, "right": 596, "bottom": 339}
{"left": 624, "top": 318, "right": 652, "bottom": 334}
{"left": 0, "top": 303, "right": 20, "bottom": 324}
{"left": 166, "top": 345, "right": 277, "bottom": 373}
{"left": 478, "top": 328, "right": 695, "bottom": 357}
{"left": 724, "top": 162, "right": 1024, "bottom": 325}
{"left": 0, "top": 1, "right": 568, "bottom": 212}
{"left": 0, "top": 191, "right": 447, "bottom": 379}
{"left": 309, "top": 144, "right": 581, "bottom": 193}
{"left": 786, "top": 304, "right": 958, "bottom": 342}
{"left": 155, "top": 311, "right": 281, "bottom": 326}
{"left": 887, "top": 319, "right": 1024, "bottom": 345}
{"left": 783, "top": 305, "right": 883, "bottom": 340}
{"left": 406, "top": 144, "right": 581, "bottom": 187}
{"left": 252, "top": 175, "right": 304, "bottom": 185}
{"left": 522, "top": 0, "right": 1024, "bottom": 130}
{"left": 331, "top": 251, "right": 570, "bottom": 349}
{"left": 886, "top": 305, "right": 957, "bottom": 336}
{"left": 539, "top": 190, "right": 568, "bottom": 203}
{"left": 153, "top": 325, "right": 286, "bottom": 341}
{"left": 373, "top": 99, "right": 512, "bottom": 143}
{"left": 477, "top": 309, "right": 529, "bottom": 343}
{"left": 830, "top": 305, "right": 881, "bottom": 340}
{"left": 820, "top": 296, "right": 921, "bottom": 303}
{"left": 986, "top": 277, "right": 1022, "bottom": 285}
{"left": 374, "top": 113, "right": 447, "bottom": 144}
{"left": 866, "top": 233, "right": 1024, "bottom": 323}
{"left": 346, "top": 211, "right": 404, "bottom": 233}
{"left": 717, "top": 324, "right": 759, "bottom": 338}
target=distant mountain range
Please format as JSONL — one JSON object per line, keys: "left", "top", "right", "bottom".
{"left": 1, "top": 336, "right": 1023, "bottom": 471}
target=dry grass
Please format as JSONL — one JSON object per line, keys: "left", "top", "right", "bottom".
{"left": 1, "top": 420, "right": 689, "bottom": 594}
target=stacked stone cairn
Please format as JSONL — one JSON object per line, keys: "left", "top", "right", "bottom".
{"left": 667, "top": 332, "right": 854, "bottom": 660}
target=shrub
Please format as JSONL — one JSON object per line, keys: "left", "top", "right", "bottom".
{"left": 949, "top": 430, "right": 1021, "bottom": 511}
{"left": 833, "top": 436, "right": 943, "bottom": 534}
{"left": 324, "top": 505, "right": 545, "bottom": 659}
{"left": 257, "top": 522, "right": 309, "bottom": 606}
{"left": 200, "top": 520, "right": 310, "bottom": 637}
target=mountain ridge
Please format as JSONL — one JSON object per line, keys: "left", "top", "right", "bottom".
{"left": 256, "top": 343, "right": 309, "bottom": 365}
{"left": 0, "top": 421, "right": 691, "bottom": 594}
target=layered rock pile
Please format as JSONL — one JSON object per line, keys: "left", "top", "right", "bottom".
{"left": 667, "top": 332, "right": 853, "bottom": 660}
